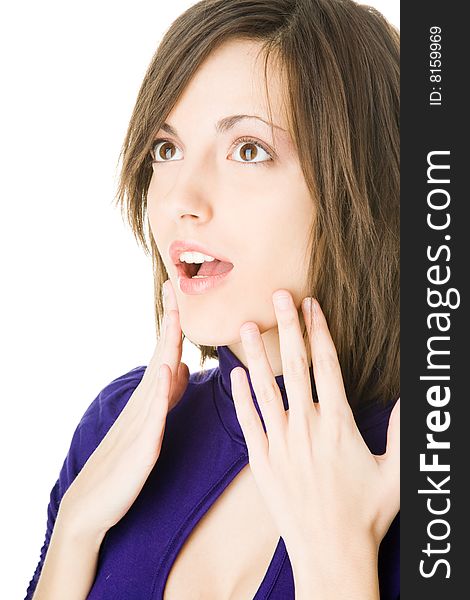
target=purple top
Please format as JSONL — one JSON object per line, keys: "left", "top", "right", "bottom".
{"left": 25, "top": 345, "right": 399, "bottom": 599}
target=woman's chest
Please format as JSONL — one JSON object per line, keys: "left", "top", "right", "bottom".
{"left": 162, "top": 463, "right": 280, "bottom": 600}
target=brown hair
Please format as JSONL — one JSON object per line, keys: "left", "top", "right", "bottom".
{"left": 114, "top": 0, "right": 400, "bottom": 412}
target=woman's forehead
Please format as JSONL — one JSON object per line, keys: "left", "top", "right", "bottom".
{"left": 167, "top": 38, "right": 289, "bottom": 130}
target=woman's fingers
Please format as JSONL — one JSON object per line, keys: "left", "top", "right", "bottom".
{"left": 147, "top": 362, "right": 172, "bottom": 424}
{"left": 303, "top": 298, "right": 351, "bottom": 422}
{"left": 272, "top": 290, "right": 313, "bottom": 424}
{"left": 160, "top": 279, "right": 184, "bottom": 399}
{"left": 239, "top": 322, "right": 286, "bottom": 441}
{"left": 164, "top": 277, "right": 179, "bottom": 311}
{"left": 134, "top": 279, "right": 183, "bottom": 411}
{"left": 163, "top": 278, "right": 190, "bottom": 407}
{"left": 231, "top": 367, "right": 269, "bottom": 468}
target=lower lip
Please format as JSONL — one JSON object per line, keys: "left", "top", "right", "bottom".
{"left": 177, "top": 266, "right": 234, "bottom": 295}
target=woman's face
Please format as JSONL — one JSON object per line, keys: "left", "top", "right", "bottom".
{"left": 147, "top": 38, "right": 315, "bottom": 347}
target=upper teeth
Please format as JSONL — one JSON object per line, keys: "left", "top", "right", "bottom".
{"left": 179, "top": 251, "right": 216, "bottom": 263}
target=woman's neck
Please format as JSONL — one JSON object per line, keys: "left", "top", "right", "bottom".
{"left": 227, "top": 308, "right": 310, "bottom": 377}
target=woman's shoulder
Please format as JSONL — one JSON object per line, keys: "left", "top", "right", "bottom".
{"left": 78, "top": 365, "right": 147, "bottom": 436}
{"left": 73, "top": 363, "right": 219, "bottom": 455}
{"left": 58, "top": 366, "right": 148, "bottom": 480}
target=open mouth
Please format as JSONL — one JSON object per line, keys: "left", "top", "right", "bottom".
{"left": 183, "top": 262, "right": 203, "bottom": 278}
{"left": 177, "top": 259, "right": 234, "bottom": 279}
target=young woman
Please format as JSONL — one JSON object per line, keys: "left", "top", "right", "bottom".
{"left": 26, "top": 0, "right": 400, "bottom": 598}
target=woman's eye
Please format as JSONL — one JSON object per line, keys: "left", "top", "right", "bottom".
{"left": 151, "top": 140, "right": 182, "bottom": 162}
{"left": 230, "top": 138, "right": 273, "bottom": 165}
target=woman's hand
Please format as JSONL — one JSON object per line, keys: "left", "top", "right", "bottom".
{"left": 59, "top": 278, "right": 189, "bottom": 540}
{"left": 230, "top": 290, "right": 400, "bottom": 598}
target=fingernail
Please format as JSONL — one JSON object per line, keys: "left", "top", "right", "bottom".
{"left": 273, "top": 291, "right": 290, "bottom": 310}
{"left": 302, "top": 297, "right": 313, "bottom": 315}
{"left": 302, "top": 297, "right": 314, "bottom": 332}
{"left": 240, "top": 323, "right": 258, "bottom": 339}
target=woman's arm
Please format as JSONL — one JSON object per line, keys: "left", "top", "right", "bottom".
{"left": 31, "top": 505, "right": 106, "bottom": 600}
{"left": 27, "top": 279, "right": 189, "bottom": 599}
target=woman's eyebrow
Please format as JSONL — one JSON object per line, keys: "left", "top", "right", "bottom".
{"left": 160, "top": 114, "right": 287, "bottom": 136}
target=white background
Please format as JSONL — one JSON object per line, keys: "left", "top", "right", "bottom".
{"left": 0, "top": 1, "right": 399, "bottom": 596}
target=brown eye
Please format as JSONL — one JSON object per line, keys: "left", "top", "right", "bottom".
{"left": 230, "top": 137, "right": 273, "bottom": 165}
{"left": 151, "top": 140, "right": 181, "bottom": 162}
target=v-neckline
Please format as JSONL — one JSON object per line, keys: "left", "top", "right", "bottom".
{"left": 153, "top": 454, "right": 287, "bottom": 600}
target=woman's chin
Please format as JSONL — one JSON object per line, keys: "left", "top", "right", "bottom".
{"left": 181, "top": 322, "right": 240, "bottom": 349}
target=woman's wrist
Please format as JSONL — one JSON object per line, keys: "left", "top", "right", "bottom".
{"left": 288, "top": 534, "right": 380, "bottom": 600}
{"left": 32, "top": 508, "right": 106, "bottom": 600}
{"left": 56, "top": 499, "right": 107, "bottom": 551}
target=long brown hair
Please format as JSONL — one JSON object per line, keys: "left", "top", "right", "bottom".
{"left": 114, "top": 0, "right": 400, "bottom": 412}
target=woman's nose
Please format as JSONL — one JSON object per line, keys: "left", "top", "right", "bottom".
{"left": 164, "top": 164, "right": 214, "bottom": 224}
